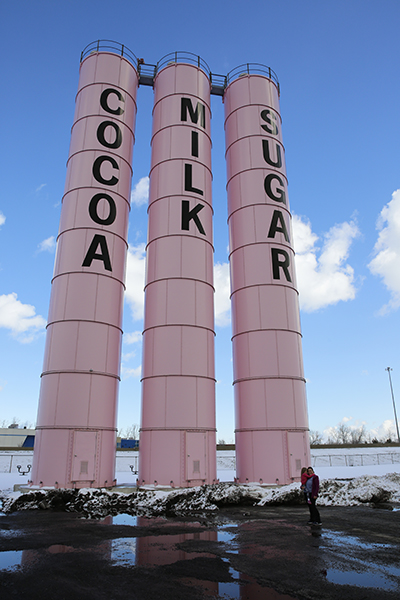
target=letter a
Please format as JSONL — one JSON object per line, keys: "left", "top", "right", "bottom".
{"left": 82, "top": 234, "right": 112, "bottom": 271}
{"left": 268, "top": 210, "right": 290, "bottom": 242}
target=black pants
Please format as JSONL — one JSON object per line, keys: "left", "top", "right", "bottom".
{"left": 308, "top": 498, "right": 321, "bottom": 523}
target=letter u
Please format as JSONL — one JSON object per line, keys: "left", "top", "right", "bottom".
{"left": 262, "top": 139, "right": 282, "bottom": 168}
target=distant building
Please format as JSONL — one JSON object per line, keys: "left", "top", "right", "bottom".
{"left": 0, "top": 428, "right": 35, "bottom": 448}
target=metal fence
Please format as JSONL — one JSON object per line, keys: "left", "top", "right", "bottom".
{"left": 312, "top": 453, "right": 400, "bottom": 467}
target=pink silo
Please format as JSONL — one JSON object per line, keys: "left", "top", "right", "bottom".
{"left": 224, "top": 66, "right": 310, "bottom": 484}
{"left": 139, "top": 55, "right": 217, "bottom": 487}
{"left": 31, "top": 44, "right": 139, "bottom": 488}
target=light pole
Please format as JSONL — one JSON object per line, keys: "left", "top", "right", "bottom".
{"left": 385, "top": 367, "right": 400, "bottom": 444}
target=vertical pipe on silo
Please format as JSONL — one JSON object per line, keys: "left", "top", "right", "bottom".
{"left": 31, "top": 48, "right": 138, "bottom": 488}
{"left": 140, "top": 59, "right": 216, "bottom": 487}
{"left": 224, "top": 68, "right": 310, "bottom": 484}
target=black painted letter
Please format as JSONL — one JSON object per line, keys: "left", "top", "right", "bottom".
{"left": 181, "top": 98, "right": 205, "bottom": 128}
{"left": 89, "top": 193, "right": 117, "bottom": 226}
{"left": 264, "top": 174, "right": 286, "bottom": 204}
{"left": 184, "top": 164, "right": 203, "bottom": 195}
{"left": 100, "top": 88, "right": 125, "bottom": 115}
{"left": 96, "top": 121, "right": 122, "bottom": 149}
{"left": 92, "top": 156, "right": 119, "bottom": 186}
{"left": 267, "top": 210, "right": 290, "bottom": 242}
{"left": 271, "top": 248, "right": 292, "bottom": 282}
{"left": 262, "top": 140, "right": 282, "bottom": 168}
{"left": 191, "top": 131, "right": 199, "bottom": 157}
{"left": 82, "top": 234, "right": 112, "bottom": 271}
{"left": 260, "top": 109, "right": 279, "bottom": 135}
{"left": 181, "top": 200, "right": 206, "bottom": 235}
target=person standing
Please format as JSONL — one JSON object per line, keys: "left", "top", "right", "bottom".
{"left": 305, "top": 467, "right": 321, "bottom": 525}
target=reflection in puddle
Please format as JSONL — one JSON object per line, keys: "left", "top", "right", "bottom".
{"left": 323, "top": 530, "right": 393, "bottom": 551}
{"left": 111, "top": 537, "right": 137, "bottom": 565}
{"left": 327, "top": 567, "right": 398, "bottom": 591}
{"left": 3, "top": 514, "right": 399, "bottom": 597}
{"left": 0, "top": 550, "right": 23, "bottom": 571}
{"left": 0, "top": 529, "right": 18, "bottom": 538}
{"left": 219, "top": 557, "right": 241, "bottom": 598}
{"left": 218, "top": 527, "right": 238, "bottom": 552}
{"left": 110, "top": 513, "right": 138, "bottom": 526}
{"left": 322, "top": 530, "right": 400, "bottom": 591}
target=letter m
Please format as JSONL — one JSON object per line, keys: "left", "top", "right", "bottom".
{"left": 181, "top": 98, "right": 205, "bottom": 128}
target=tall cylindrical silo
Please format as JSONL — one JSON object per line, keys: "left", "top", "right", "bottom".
{"left": 223, "top": 65, "right": 310, "bottom": 484}
{"left": 139, "top": 54, "right": 216, "bottom": 487}
{"left": 31, "top": 43, "right": 139, "bottom": 488}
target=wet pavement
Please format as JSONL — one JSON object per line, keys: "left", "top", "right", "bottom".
{"left": 1, "top": 505, "right": 399, "bottom": 599}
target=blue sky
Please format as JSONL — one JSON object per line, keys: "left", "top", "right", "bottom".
{"left": 1, "top": 0, "right": 400, "bottom": 442}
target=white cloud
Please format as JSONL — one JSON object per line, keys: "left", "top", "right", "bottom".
{"left": 0, "top": 293, "right": 46, "bottom": 342}
{"left": 368, "top": 189, "right": 400, "bottom": 314}
{"left": 0, "top": 212, "right": 5, "bottom": 227}
{"left": 125, "top": 244, "right": 146, "bottom": 321}
{"left": 292, "top": 214, "right": 360, "bottom": 312}
{"left": 124, "top": 331, "right": 142, "bottom": 345}
{"left": 214, "top": 262, "right": 231, "bottom": 327}
{"left": 121, "top": 350, "right": 137, "bottom": 361}
{"left": 35, "top": 183, "right": 47, "bottom": 193}
{"left": 124, "top": 246, "right": 233, "bottom": 328}
{"left": 130, "top": 176, "right": 149, "bottom": 207}
{"left": 124, "top": 216, "right": 359, "bottom": 322}
{"left": 37, "top": 236, "right": 56, "bottom": 253}
{"left": 121, "top": 364, "right": 142, "bottom": 379}
{"left": 369, "top": 419, "right": 397, "bottom": 440}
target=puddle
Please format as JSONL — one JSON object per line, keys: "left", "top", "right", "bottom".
{"left": 111, "top": 530, "right": 217, "bottom": 567}
{"left": 323, "top": 530, "right": 393, "bottom": 551}
{"left": 111, "top": 537, "right": 137, "bottom": 565}
{"left": 218, "top": 529, "right": 239, "bottom": 561}
{"left": 322, "top": 530, "right": 400, "bottom": 591}
{"left": 110, "top": 513, "right": 138, "bottom": 526}
{"left": 327, "top": 568, "right": 398, "bottom": 591}
{"left": 2, "top": 514, "right": 399, "bottom": 597}
{"left": 0, "top": 550, "right": 23, "bottom": 571}
{"left": 219, "top": 557, "right": 241, "bottom": 598}
{"left": 0, "top": 529, "right": 18, "bottom": 538}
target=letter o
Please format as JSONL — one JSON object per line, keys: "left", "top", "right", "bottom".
{"left": 100, "top": 88, "right": 125, "bottom": 115}
{"left": 97, "top": 121, "right": 122, "bottom": 149}
{"left": 264, "top": 173, "right": 286, "bottom": 204}
{"left": 89, "top": 193, "right": 117, "bottom": 226}
{"left": 92, "top": 156, "right": 119, "bottom": 186}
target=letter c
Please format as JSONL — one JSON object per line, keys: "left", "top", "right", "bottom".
{"left": 92, "top": 156, "right": 119, "bottom": 186}
{"left": 100, "top": 88, "right": 125, "bottom": 115}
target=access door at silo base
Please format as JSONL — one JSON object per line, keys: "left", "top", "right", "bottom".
{"left": 71, "top": 430, "right": 98, "bottom": 484}
{"left": 185, "top": 431, "right": 207, "bottom": 484}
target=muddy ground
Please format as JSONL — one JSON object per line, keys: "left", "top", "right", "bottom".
{"left": 1, "top": 504, "right": 399, "bottom": 599}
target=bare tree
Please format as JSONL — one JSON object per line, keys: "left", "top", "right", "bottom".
{"left": 119, "top": 424, "right": 139, "bottom": 439}
{"left": 326, "top": 423, "right": 351, "bottom": 444}
{"left": 349, "top": 425, "right": 366, "bottom": 444}
{"left": 309, "top": 430, "right": 324, "bottom": 445}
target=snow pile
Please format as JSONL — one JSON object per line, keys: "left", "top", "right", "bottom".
{"left": 0, "top": 483, "right": 263, "bottom": 519}
{"left": 317, "top": 473, "right": 400, "bottom": 506}
{"left": 1, "top": 475, "right": 399, "bottom": 518}
{"left": 257, "top": 473, "right": 400, "bottom": 507}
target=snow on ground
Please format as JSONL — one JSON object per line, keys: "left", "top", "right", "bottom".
{"left": 1, "top": 448, "right": 400, "bottom": 518}
{"left": 1, "top": 472, "right": 400, "bottom": 518}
